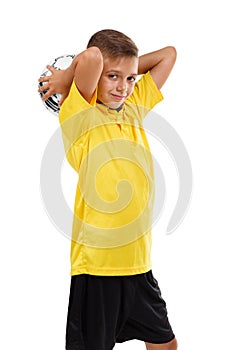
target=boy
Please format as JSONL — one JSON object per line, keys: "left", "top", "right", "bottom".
{"left": 39, "top": 29, "right": 177, "bottom": 350}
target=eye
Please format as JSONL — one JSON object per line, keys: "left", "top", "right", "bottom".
{"left": 108, "top": 74, "right": 118, "bottom": 79}
{"left": 127, "top": 76, "right": 136, "bottom": 82}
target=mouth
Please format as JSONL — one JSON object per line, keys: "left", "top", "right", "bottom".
{"left": 111, "top": 94, "right": 127, "bottom": 101}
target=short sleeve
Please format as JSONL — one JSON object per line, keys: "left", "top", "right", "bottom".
{"left": 59, "top": 80, "right": 97, "bottom": 125}
{"left": 126, "top": 71, "right": 163, "bottom": 120}
{"left": 58, "top": 81, "right": 97, "bottom": 173}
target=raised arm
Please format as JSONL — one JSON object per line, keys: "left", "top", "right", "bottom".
{"left": 38, "top": 46, "right": 103, "bottom": 106}
{"left": 138, "top": 46, "right": 177, "bottom": 89}
{"left": 73, "top": 46, "right": 103, "bottom": 103}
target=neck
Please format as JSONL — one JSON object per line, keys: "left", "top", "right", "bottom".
{"left": 97, "top": 100, "right": 123, "bottom": 113}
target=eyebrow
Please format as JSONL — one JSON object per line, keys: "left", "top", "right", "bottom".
{"left": 105, "top": 69, "right": 137, "bottom": 76}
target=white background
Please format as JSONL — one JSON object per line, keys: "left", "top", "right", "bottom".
{"left": 1, "top": 0, "right": 233, "bottom": 349}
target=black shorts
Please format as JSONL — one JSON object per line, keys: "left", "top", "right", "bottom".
{"left": 66, "top": 271, "right": 175, "bottom": 350}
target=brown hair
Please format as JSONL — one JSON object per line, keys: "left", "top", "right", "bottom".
{"left": 87, "top": 29, "right": 138, "bottom": 58}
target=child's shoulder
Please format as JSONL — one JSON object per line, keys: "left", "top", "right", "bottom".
{"left": 59, "top": 81, "right": 97, "bottom": 123}
{"left": 127, "top": 72, "right": 163, "bottom": 108}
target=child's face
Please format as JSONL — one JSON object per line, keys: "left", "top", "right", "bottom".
{"left": 97, "top": 56, "right": 138, "bottom": 109}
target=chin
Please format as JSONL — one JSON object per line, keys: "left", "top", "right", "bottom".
{"left": 110, "top": 104, "right": 122, "bottom": 109}
{"left": 108, "top": 101, "right": 123, "bottom": 109}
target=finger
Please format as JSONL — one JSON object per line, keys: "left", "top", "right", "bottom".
{"left": 41, "top": 90, "right": 53, "bottom": 102}
{"left": 41, "top": 86, "right": 56, "bottom": 101}
{"left": 46, "top": 65, "right": 56, "bottom": 73}
{"left": 38, "top": 82, "right": 49, "bottom": 93}
{"left": 38, "top": 75, "right": 49, "bottom": 83}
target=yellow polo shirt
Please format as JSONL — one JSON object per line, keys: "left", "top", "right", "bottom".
{"left": 59, "top": 71, "right": 163, "bottom": 276}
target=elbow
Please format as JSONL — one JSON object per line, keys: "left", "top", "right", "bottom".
{"left": 85, "top": 46, "right": 103, "bottom": 65}
{"left": 77, "top": 46, "right": 104, "bottom": 76}
{"left": 166, "top": 46, "right": 177, "bottom": 64}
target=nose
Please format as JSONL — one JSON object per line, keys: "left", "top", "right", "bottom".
{"left": 116, "top": 80, "right": 127, "bottom": 93}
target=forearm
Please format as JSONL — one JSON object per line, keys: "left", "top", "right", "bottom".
{"left": 38, "top": 53, "right": 84, "bottom": 101}
{"left": 58, "top": 50, "right": 87, "bottom": 90}
{"left": 138, "top": 46, "right": 176, "bottom": 74}
{"left": 64, "top": 51, "right": 83, "bottom": 79}
{"left": 38, "top": 47, "right": 103, "bottom": 105}
{"left": 138, "top": 46, "right": 176, "bottom": 89}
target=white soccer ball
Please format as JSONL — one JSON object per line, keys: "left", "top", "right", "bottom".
{"left": 38, "top": 54, "right": 75, "bottom": 115}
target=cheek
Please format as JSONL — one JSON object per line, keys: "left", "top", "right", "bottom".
{"left": 97, "top": 85, "right": 106, "bottom": 99}
{"left": 98, "top": 79, "right": 111, "bottom": 95}
{"left": 128, "top": 84, "right": 135, "bottom": 95}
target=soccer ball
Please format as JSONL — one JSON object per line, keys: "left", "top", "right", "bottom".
{"left": 38, "top": 54, "right": 75, "bottom": 115}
